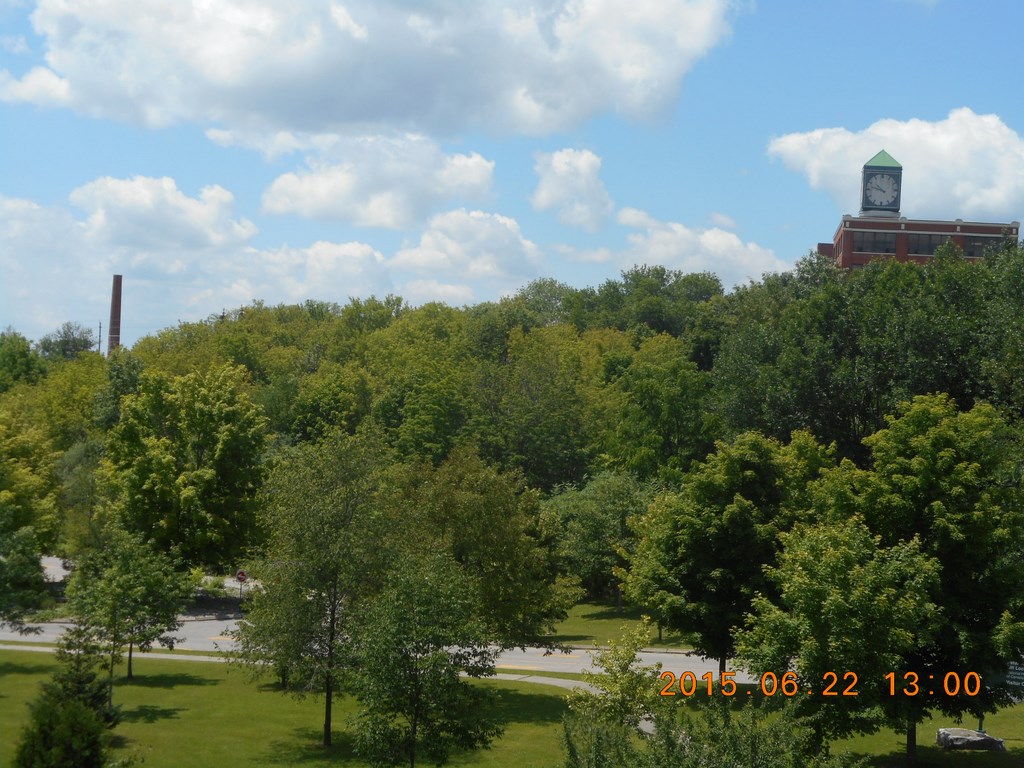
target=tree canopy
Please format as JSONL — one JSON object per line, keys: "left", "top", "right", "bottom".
{"left": 5, "top": 247, "right": 1024, "bottom": 758}
{"left": 104, "top": 363, "right": 267, "bottom": 567}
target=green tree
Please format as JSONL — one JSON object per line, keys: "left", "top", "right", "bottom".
{"left": 562, "top": 622, "right": 861, "bottom": 768}
{"left": 736, "top": 395, "right": 1024, "bottom": 761}
{"left": 45, "top": 622, "right": 121, "bottom": 728}
{"left": 93, "top": 348, "right": 143, "bottom": 430}
{"left": 543, "top": 471, "right": 650, "bottom": 604}
{"left": 12, "top": 622, "right": 118, "bottom": 768}
{"left": 0, "top": 327, "right": 45, "bottom": 392}
{"left": 623, "top": 431, "right": 834, "bottom": 673}
{"left": 105, "top": 364, "right": 267, "bottom": 567}
{"left": 710, "top": 253, "right": 995, "bottom": 465}
{"left": 387, "top": 445, "right": 578, "bottom": 646}
{"left": 32, "top": 351, "right": 108, "bottom": 454}
{"left": 0, "top": 398, "right": 61, "bottom": 548}
{"left": 736, "top": 516, "right": 939, "bottom": 752}
{"left": 12, "top": 697, "right": 106, "bottom": 768}
{"left": 495, "top": 324, "right": 588, "bottom": 490}
{"left": 513, "top": 277, "right": 577, "bottom": 327}
{"left": 291, "top": 360, "right": 371, "bottom": 441}
{"left": 980, "top": 241, "right": 1024, "bottom": 417}
{"left": 599, "top": 333, "right": 711, "bottom": 481}
{"left": 234, "top": 431, "right": 388, "bottom": 747}
{"left": 562, "top": 623, "right": 662, "bottom": 768}
{"left": 352, "top": 551, "right": 501, "bottom": 767}
{"left": 36, "top": 321, "right": 97, "bottom": 361}
{"left": 565, "top": 265, "right": 722, "bottom": 339}
{"left": 363, "top": 303, "right": 471, "bottom": 464}
{"left": 55, "top": 439, "right": 107, "bottom": 561}
{"left": 0, "top": 353, "right": 108, "bottom": 550}
{"left": 66, "top": 527, "right": 193, "bottom": 685}
{"left": 857, "top": 394, "right": 1024, "bottom": 761}
{"left": 0, "top": 526, "right": 48, "bottom": 633}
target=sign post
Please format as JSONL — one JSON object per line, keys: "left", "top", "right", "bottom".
{"left": 235, "top": 569, "right": 247, "bottom": 600}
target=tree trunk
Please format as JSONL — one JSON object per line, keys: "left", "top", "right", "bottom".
{"left": 127, "top": 639, "right": 134, "bottom": 679}
{"left": 108, "top": 645, "right": 116, "bottom": 709}
{"left": 615, "top": 586, "right": 623, "bottom": 614}
{"left": 657, "top": 623, "right": 662, "bottom": 642}
{"left": 719, "top": 657, "right": 729, "bottom": 724}
{"left": 906, "top": 718, "right": 917, "bottom": 766}
{"left": 324, "top": 672, "right": 333, "bottom": 747}
{"left": 324, "top": 583, "right": 337, "bottom": 747}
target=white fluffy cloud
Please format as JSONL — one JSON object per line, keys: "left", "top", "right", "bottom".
{"left": 401, "top": 279, "right": 476, "bottom": 306}
{"left": 594, "top": 207, "right": 786, "bottom": 288}
{"left": 1, "top": 0, "right": 734, "bottom": 135}
{"left": 69, "top": 176, "right": 257, "bottom": 256}
{"left": 769, "top": 108, "right": 1024, "bottom": 222}
{"left": 0, "top": 181, "right": 392, "bottom": 343}
{"left": 532, "top": 148, "right": 613, "bottom": 231}
{"left": 392, "top": 209, "right": 543, "bottom": 300}
{"left": 261, "top": 135, "right": 494, "bottom": 228}
{"left": 1, "top": 196, "right": 88, "bottom": 334}
{"left": 239, "top": 241, "right": 388, "bottom": 304}
{"left": 0, "top": 65, "right": 68, "bottom": 105}
{"left": 1, "top": 182, "right": 549, "bottom": 342}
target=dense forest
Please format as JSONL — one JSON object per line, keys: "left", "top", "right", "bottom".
{"left": 3, "top": 244, "right": 1024, "bottom": 764}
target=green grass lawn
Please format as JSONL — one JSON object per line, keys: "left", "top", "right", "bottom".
{"left": 834, "top": 708, "right": 1024, "bottom": 767}
{"left": 4, "top": 650, "right": 1021, "bottom": 767}
{"left": 0, "top": 651, "right": 569, "bottom": 768}
{"left": 548, "top": 600, "right": 690, "bottom": 649}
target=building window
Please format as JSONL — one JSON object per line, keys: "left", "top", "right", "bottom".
{"left": 962, "top": 235, "right": 1002, "bottom": 259}
{"left": 907, "top": 233, "right": 950, "bottom": 256}
{"left": 852, "top": 231, "right": 896, "bottom": 254}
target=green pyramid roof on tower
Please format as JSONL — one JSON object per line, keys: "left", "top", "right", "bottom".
{"left": 865, "top": 150, "right": 901, "bottom": 168}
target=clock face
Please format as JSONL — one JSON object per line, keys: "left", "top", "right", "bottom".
{"left": 866, "top": 173, "right": 899, "bottom": 207}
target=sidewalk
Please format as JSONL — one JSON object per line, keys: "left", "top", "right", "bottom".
{"left": 0, "top": 643, "right": 597, "bottom": 694}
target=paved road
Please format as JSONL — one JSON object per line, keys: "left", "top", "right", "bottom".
{"left": 0, "top": 618, "right": 754, "bottom": 683}
{"left": 23, "top": 559, "right": 755, "bottom": 681}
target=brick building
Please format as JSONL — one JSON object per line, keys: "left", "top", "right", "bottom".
{"left": 818, "top": 151, "right": 1019, "bottom": 269}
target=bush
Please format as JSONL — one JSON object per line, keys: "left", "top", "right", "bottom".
{"left": 48, "top": 623, "right": 120, "bottom": 728}
{"left": 12, "top": 696, "right": 107, "bottom": 768}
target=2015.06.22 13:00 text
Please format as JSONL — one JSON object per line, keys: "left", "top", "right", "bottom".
{"left": 658, "top": 670, "right": 983, "bottom": 698}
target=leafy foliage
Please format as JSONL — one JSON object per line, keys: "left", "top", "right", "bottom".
{"left": 234, "top": 431, "right": 389, "bottom": 747}
{"left": 105, "top": 364, "right": 267, "bottom": 567}
{"left": 0, "top": 525, "right": 47, "bottom": 632}
{"left": 8, "top": 249, "right": 1024, "bottom": 756}
{"left": 624, "top": 430, "right": 834, "bottom": 671}
{"left": 12, "top": 696, "right": 107, "bottom": 768}
{"left": 385, "top": 445, "right": 579, "bottom": 646}
{"left": 562, "top": 621, "right": 862, "bottom": 768}
{"left": 66, "top": 526, "right": 193, "bottom": 682}
{"left": 352, "top": 551, "right": 501, "bottom": 767}
{"left": 597, "top": 333, "right": 712, "bottom": 481}
{"left": 736, "top": 517, "right": 939, "bottom": 748}
{"left": 737, "top": 394, "right": 1024, "bottom": 760}
{"left": 36, "top": 321, "right": 97, "bottom": 361}
{"left": 0, "top": 327, "right": 45, "bottom": 392}
{"left": 859, "top": 395, "right": 1024, "bottom": 754}
{"left": 12, "top": 623, "right": 122, "bottom": 768}
{"left": 543, "top": 471, "right": 651, "bottom": 601}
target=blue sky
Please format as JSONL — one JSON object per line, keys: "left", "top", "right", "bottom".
{"left": 3, "top": 0, "right": 1023, "bottom": 347}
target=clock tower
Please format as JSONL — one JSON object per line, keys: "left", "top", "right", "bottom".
{"left": 860, "top": 149, "right": 902, "bottom": 216}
